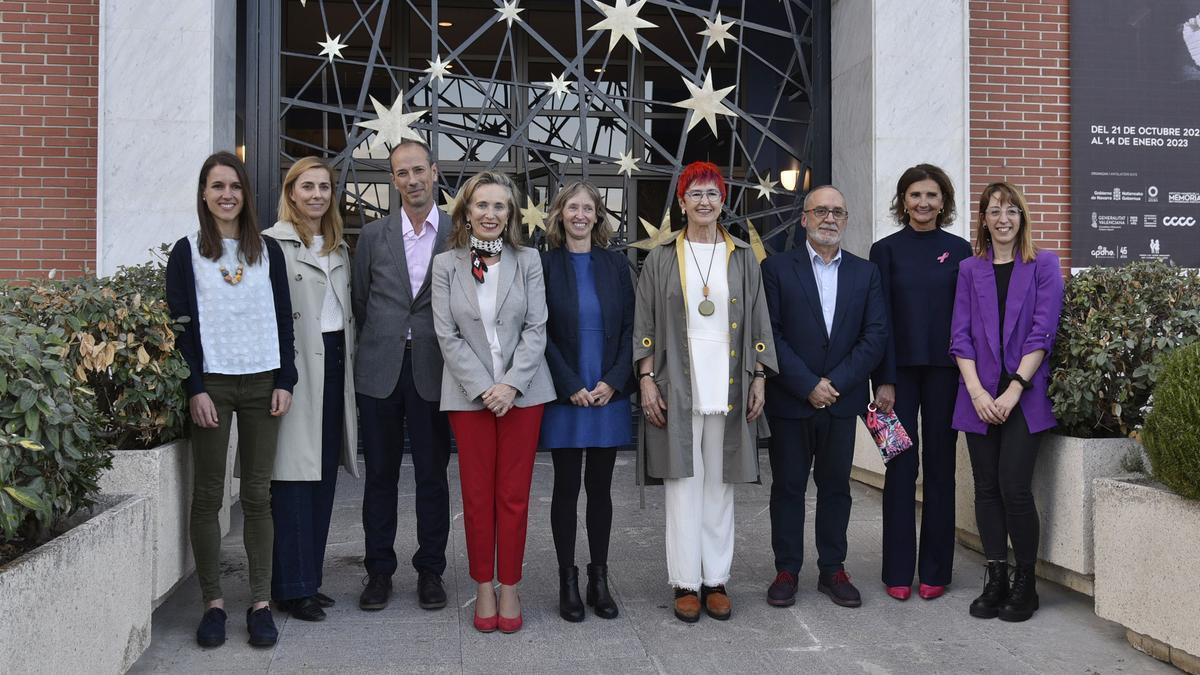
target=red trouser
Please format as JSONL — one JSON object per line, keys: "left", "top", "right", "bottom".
{"left": 448, "top": 404, "right": 544, "bottom": 585}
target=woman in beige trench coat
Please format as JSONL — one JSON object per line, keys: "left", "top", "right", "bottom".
{"left": 263, "top": 156, "right": 359, "bottom": 623}
{"left": 633, "top": 161, "right": 777, "bottom": 624}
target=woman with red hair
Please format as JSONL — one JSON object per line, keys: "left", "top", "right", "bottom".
{"left": 633, "top": 161, "right": 777, "bottom": 623}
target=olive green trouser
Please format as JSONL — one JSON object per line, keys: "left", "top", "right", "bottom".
{"left": 189, "top": 371, "right": 280, "bottom": 603}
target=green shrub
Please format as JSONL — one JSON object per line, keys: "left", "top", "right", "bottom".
{"left": 0, "top": 249, "right": 189, "bottom": 449}
{"left": 0, "top": 317, "right": 111, "bottom": 544}
{"left": 1142, "top": 343, "right": 1200, "bottom": 500}
{"left": 1049, "top": 261, "right": 1200, "bottom": 437}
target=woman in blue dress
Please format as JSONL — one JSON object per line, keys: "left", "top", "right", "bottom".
{"left": 540, "top": 181, "right": 635, "bottom": 623}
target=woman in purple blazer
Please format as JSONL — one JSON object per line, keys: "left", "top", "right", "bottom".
{"left": 949, "top": 181, "right": 1063, "bottom": 624}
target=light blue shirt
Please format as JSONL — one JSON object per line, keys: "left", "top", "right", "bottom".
{"left": 806, "top": 239, "right": 841, "bottom": 335}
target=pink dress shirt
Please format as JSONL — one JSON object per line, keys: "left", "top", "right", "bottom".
{"left": 402, "top": 207, "right": 439, "bottom": 338}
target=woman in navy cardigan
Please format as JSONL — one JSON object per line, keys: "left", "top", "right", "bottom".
{"left": 538, "top": 181, "right": 635, "bottom": 623}
{"left": 165, "top": 151, "right": 296, "bottom": 649}
{"left": 869, "top": 164, "right": 972, "bottom": 603}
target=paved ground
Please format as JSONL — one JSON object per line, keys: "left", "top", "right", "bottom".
{"left": 131, "top": 450, "right": 1167, "bottom": 674}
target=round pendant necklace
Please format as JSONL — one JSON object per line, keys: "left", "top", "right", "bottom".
{"left": 685, "top": 233, "right": 719, "bottom": 317}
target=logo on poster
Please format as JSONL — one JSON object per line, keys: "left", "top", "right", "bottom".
{"left": 1151, "top": 239, "right": 1161, "bottom": 255}
{"left": 1091, "top": 211, "right": 1098, "bottom": 228}
{"left": 1147, "top": 186, "right": 1159, "bottom": 203}
{"left": 1144, "top": 214, "right": 1158, "bottom": 227}
{"left": 1169, "top": 192, "right": 1200, "bottom": 204}
{"left": 1162, "top": 216, "right": 1196, "bottom": 226}
{"left": 1091, "top": 245, "right": 1116, "bottom": 259}
{"left": 1113, "top": 187, "right": 1122, "bottom": 201}
{"left": 1130, "top": 216, "right": 1139, "bottom": 226}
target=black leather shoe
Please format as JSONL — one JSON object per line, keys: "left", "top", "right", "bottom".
{"left": 195, "top": 607, "right": 226, "bottom": 648}
{"left": 417, "top": 571, "right": 447, "bottom": 610}
{"left": 246, "top": 606, "right": 278, "bottom": 647}
{"left": 359, "top": 574, "right": 392, "bottom": 611}
{"left": 998, "top": 564, "right": 1039, "bottom": 622}
{"left": 817, "top": 569, "right": 862, "bottom": 608}
{"left": 586, "top": 563, "right": 619, "bottom": 619}
{"left": 969, "top": 560, "right": 1009, "bottom": 619}
{"left": 279, "top": 596, "right": 326, "bottom": 622}
{"left": 767, "top": 570, "right": 798, "bottom": 607}
{"left": 559, "top": 566, "right": 585, "bottom": 622}
{"left": 314, "top": 592, "right": 335, "bottom": 608}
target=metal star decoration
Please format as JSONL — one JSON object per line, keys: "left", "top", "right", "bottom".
{"left": 698, "top": 13, "right": 736, "bottom": 52}
{"left": 495, "top": 0, "right": 525, "bottom": 28}
{"left": 673, "top": 70, "right": 737, "bottom": 134}
{"left": 588, "top": 0, "right": 657, "bottom": 53}
{"left": 613, "top": 149, "right": 641, "bottom": 177}
{"left": 441, "top": 189, "right": 460, "bottom": 216}
{"left": 354, "top": 95, "right": 428, "bottom": 150}
{"left": 424, "top": 55, "right": 452, "bottom": 83}
{"left": 544, "top": 72, "right": 573, "bottom": 101}
{"left": 520, "top": 196, "right": 548, "bottom": 237}
{"left": 754, "top": 173, "right": 779, "bottom": 201}
{"left": 629, "top": 211, "right": 675, "bottom": 250}
{"left": 300, "top": 0, "right": 306, "bottom": 6}
{"left": 317, "top": 32, "right": 348, "bottom": 63}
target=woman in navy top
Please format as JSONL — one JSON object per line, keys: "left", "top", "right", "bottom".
{"left": 539, "top": 181, "right": 635, "bottom": 623}
{"left": 869, "top": 164, "right": 972, "bottom": 602}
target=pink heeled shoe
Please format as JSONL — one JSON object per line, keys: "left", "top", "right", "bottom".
{"left": 918, "top": 583, "right": 946, "bottom": 600}
{"left": 474, "top": 610, "right": 498, "bottom": 633}
{"left": 886, "top": 585, "right": 912, "bottom": 601}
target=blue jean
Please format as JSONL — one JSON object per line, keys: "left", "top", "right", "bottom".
{"left": 271, "top": 331, "right": 344, "bottom": 600}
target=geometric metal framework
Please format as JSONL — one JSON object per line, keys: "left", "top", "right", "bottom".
{"left": 242, "top": 0, "right": 828, "bottom": 254}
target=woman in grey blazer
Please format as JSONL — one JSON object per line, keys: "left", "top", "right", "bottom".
{"left": 430, "top": 170, "right": 556, "bottom": 634}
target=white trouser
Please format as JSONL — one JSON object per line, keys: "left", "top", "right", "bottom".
{"left": 664, "top": 413, "right": 734, "bottom": 590}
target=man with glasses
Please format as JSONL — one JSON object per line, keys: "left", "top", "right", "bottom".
{"left": 760, "top": 185, "right": 888, "bottom": 609}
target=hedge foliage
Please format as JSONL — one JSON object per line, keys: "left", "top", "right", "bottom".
{"left": 1049, "top": 261, "right": 1200, "bottom": 438}
{"left": 1142, "top": 342, "right": 1200, "bottom": 500}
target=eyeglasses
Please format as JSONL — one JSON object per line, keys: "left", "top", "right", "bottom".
{"left": 684, "top": 190, "right": 723, "bottom": 203}
{"left": 805, "top": 206, "right": 849, "bottom": 221}
{"left": 985, "top": 207, "right": 1022, "bottom": 219}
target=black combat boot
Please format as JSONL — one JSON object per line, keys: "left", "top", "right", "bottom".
{"left": 968, "top": 560, "right": 1009, "bottom": 619}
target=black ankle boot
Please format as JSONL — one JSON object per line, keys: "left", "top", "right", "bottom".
{"left": 999, "top": 563, "right": 1039, "bottom": 622}
{"left": 969, "top": 560, "right": 1009, "bottom": 619}
{"left": 558, "top": 566, "right": 585, "bottom": 622}
{"left": 586, "top": 563, "right": 619, "bottom": 619}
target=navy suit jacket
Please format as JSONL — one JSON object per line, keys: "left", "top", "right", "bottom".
{"left": 761, "top": 246, "right": 888, "bottom": 419}
{"left": 540, "top": 246, "right": 636, "bottom": 404}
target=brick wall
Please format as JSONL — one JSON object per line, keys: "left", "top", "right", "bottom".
{"left": 969, "top": 0, "right": 1071, "bottom": 270}
{"left": 0, "top": 0, "right": 98, "bottom": 280}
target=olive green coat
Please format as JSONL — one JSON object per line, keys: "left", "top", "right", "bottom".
{"left": 633, "top": 228, "right": 778, "bottom": 485}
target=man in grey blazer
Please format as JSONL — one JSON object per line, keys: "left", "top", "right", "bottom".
{"left": 352, "top": 138, "right": 452, "bottom": 611}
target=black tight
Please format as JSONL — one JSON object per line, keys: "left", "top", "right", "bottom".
{"left": 549, "top": 448, "right": 617, "bottom": 569}
{"left": 966, "top": 404, "right": 1044, "bottom": 566}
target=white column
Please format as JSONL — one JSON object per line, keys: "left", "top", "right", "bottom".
{"left": 832, "top": 0, "right": 970, "bottom": 259}
{"left": 97, "top": 0, "right": 238, "bottom": 275}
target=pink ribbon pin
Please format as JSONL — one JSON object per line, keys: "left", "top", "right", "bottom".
{"left": 937, "top": 251, "right": 950, "bottom": 263}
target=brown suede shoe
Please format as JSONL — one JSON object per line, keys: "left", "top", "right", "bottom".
{"left": 673, "top": 588, "right": 701, "bottom": 623}
{"left": 702, "top": 584, "right": 732, "bottom": 620}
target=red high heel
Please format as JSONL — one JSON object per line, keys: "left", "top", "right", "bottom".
{"left": 498, "top": 590, "right": 522, "bottom": 633}
{"left": 474, "top": 610, "right": 498, "bottom": 633}
{"left": 918, "top": 583, "right": 946, "bottom": 600}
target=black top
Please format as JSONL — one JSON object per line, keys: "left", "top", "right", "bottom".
{"left": 165, "top": 235, "right": 297, "bottom": 398}
{"left": 993, "top": 260, "right": 1015, "bottom": 357}
{"left": 869, "top": 225, "right": 973, "bottom": 385}
{"left": 540, "top": 246, "right": 636, "bottom": 404}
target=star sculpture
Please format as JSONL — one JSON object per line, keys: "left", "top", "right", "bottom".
{"left": 588, "top": 0, "right": 657, "bottom": 53}
{"left": 520, "top": 196, "right": 548, "bottom": 237}
{"left": 544, "top": 72, "right": 573, "bottom": 102}
{"left": 300, "top": 0, "right": 306, "bottom": 6}
{"left": 424, "top": 55, "right": 452, "bottom": 83}
{"left": 317, "top": 32, "right": 348, "bottom": 63}
{"left": 673, "top": 69, "right": 737, "bottom": 134}
{"left": 754, "top": 173, "right": 779, "bottom": 201}
{"left": 495, "top": 0, "right": 525, "bottom": 28}
{"left": 613, "top": 149, "right": 641, "bottom": 178}
{"left": 629, "top": 211, "right": 675, "bottom": 251}
{"left": 441, "top": 188, "right": 460, "bottom": 216}
{"left": 698, "top": 13, "right": 736, "bottom": 52}
{"left": 354, "top": 95, "right": 427, "bottom": 150}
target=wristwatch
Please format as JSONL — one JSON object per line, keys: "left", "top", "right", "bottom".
{"left": 639, "top": 371, "right": 655, "bottom": 380}
{"left": 1010, "top": 373, "right": 1033, "bottom": 390}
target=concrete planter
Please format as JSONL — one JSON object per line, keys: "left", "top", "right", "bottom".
{"left": 1094, "top": 477, "right": 1200, "bottom": 672}
{"left": 0, "top": 494, "right": 152, "bottom": 673}
{"left": 955, "top": 433, "right": 1138, "bottom": 594}
{"left": 99, "top": 430, "right": 241, "bottom": 607}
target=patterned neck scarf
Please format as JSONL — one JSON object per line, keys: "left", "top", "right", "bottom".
{"left": 469, "top": 234, "right": 503, "bottom": 283}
